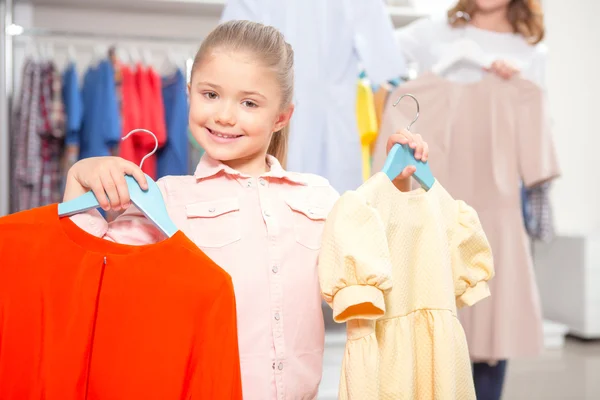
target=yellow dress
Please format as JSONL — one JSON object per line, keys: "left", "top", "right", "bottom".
{"left": 318, "top": 173, "right": 494, "bottom": 399}
{"left": 356, "top": 79, "right": 379, "bottom": 182}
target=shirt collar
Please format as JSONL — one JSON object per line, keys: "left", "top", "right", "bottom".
{"left": 194, "top": 153, "right": 307, "bottom": 185}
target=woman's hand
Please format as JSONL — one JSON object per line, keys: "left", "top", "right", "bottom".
{"left": 385, "top": 129, "right": 429, "bottom": 192}
{"left": 64, "top": 157, "right": 148, "bottom": 211}
{"left": 484, "top": 60, "right": 520, "bottom": 80}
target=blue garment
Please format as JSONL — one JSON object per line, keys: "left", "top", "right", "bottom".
{"left": 61, "top": 63, "right": 83, "bottom": 146}
{"left": 158, "top": 69, "right": 189, "bottom": 178}
{"left": 79, "top": 60, "right": 121, "bottom": 159}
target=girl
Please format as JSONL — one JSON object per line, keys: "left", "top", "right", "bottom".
{"left": 64, "top": 20, "right": 429, "bottom": 399}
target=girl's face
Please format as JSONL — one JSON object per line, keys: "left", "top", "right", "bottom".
{"left": 474, "top": 0, "right": 511, "bottom": 12}
{"left": 188, "top": 50, "right": 293, "bottom": 168}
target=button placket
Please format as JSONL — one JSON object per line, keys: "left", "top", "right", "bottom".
{"left": 258, "top": 180, "right": 285, "bottom": 398}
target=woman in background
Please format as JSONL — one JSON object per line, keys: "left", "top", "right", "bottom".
{"left": 395, "top": 1, "right": 547, "bottom": 399}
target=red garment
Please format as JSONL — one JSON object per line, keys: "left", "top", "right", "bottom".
{"left": 130, "top": 65, "right": 167, "bottom": 179}
{"left": 118, "top": 64, "right": 140, "bottom": 164}
{"left": 0, "top": 204, "right": 243, "bottom": 400}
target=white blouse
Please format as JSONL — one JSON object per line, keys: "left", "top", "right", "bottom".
{"left": 395, "top": 14, "right": 547, "bottom": 88}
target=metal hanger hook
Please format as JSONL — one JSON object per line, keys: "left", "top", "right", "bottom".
{"left": 121, "top": 129, "right": 158, "bottom": 169}
{"left": 392, "top": 93, "right": 420, "bottom": 131}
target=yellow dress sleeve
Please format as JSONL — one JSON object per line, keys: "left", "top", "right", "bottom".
{"left": 452, "top": 201, "right": 495, "bottom": 309}
{"left": 318, "top": 191, "right": 393, "bottom": 323}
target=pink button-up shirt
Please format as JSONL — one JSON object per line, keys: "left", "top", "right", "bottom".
{"left": 72, "top": 154, "right": 339, "bottom": 400}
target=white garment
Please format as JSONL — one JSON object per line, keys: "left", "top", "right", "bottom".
{"left": 220, "top": 0, "right": 406, "bottom": 194}
{"left": 395, "top": 15, "right": 547, "bottom": 87}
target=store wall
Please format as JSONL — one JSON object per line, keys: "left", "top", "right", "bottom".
{"left": 544, "top": 0, "right": 600, "bottom": 237}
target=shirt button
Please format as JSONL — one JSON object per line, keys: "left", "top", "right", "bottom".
{"left": 264, "top": 210, "right": 270, "bottom": 217}
{"left": 272, "top": 265, "right": 279, "bottom": 274}
{"left": 246, "top": 180, "right": 252, "bottom": 188}
{"left": 274, "top": 312, "right": 280, "bottom": 321}
{"left": 259, "top": 178, "right": 266, "bottom": 186}
{"left": 208, "top": 207, "right": 216, "bottom": 213}
{"left": 278, "top": 362, "right": 284, "bottom": 371}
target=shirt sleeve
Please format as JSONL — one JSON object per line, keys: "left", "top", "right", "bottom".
{"left": 194, "top": 277, "right": 243, "bottom": 399}
{"left": 452, "top": 201, "right": 495, "bottom": 309}
{"left": 318, "top": 191, "right": 393, "bottom": 323}
{"left": 69, "top": 178, "right": 169, "bottom": 245}
{"left": 517, "top": 81, "right": 561, "bottom": 188}
{"left": 347, "top": 0, "right": 407, "bottom": 84}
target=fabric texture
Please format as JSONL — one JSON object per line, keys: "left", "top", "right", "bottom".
{"left": 70, "top": 154, "right": 339, "bottom": 400}
{"left": 318, "top": 173, "right": 494, "bottom": 399}
{"left": 374, "top": 73, "right": 560, "bottom": 360}
{"left": 0, "top": 204, "right": 242, "bottom": 400}
{"left": 221, "top": 0, "right": 406, "bottom": 194}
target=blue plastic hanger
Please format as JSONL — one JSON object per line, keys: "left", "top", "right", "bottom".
{"left": 58, "top": 129, "right": 178, "bottom": 237}
{"left": 381, "top": 94, "right": 435, "bottom": 190}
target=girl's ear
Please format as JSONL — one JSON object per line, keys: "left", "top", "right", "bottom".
{"left": 273, "top": 103, "right": 294, "bottom": 133}
{"left": 187, "top": 83, "right": 191, "bottom": 95}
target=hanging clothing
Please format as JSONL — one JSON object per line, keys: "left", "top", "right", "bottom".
{"left": 38, "top": 62, "right": 66, "bottom": 206}
{"left": 0, "top": 204, "right": 243, "bottom": 399}
{"left": 356, "top": 78, "right": 378, "bottom": 182}
{"left": 318, "top": 173, "right": 494, "bottom": 399}
{"left": 12, "top": 60, "right": 66, "bottom": 212}
{"left": 69, "top": 154, "right": 339, "bottom": 400}
{"left": 62, "top": 62, "right": 83, "bottom": 148}
{"left": 12, "top": 60, "right": 40, "bottom": 211}
{"left": 119, "top": 64, "right": 141, "bottom": 164}
{"left": 373, "top": 73, "right": 560, "bottom": 360}
{"left": 61, "top": 62, "right": 84, "bottom": 184}
{"left": 523, "top": 182, "right": 554, "bottom": 241}
{"left": 130, "top": 65, "right": 167, "bottom": 179}
{"left": 79, "top": 59, "right": 121, "bottom": 159}
{"left": 221, "top": 0, "right": 407, "bottom": 194}
{"left": 158, "top": 68, "right": 189, "bottom": 178}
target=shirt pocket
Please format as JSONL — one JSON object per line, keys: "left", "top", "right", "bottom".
{"left": 285, "top": 197, "right": 328, "bottom": 250}
{"left": 185, "top": 197, "right": 241, "bottom": 248}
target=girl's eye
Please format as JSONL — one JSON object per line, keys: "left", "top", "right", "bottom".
{"left": 242, "top": 100, "right": 258, "bottom": 108}
{"left": 203, "top": 91, "right": 218, "bottom": 100}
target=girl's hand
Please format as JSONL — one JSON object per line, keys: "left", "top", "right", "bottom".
{"left": 64, "top": 157, "right": 148, "bottom": 211}
{"left": 385, "top": 129, "right": 429, "bottom": 191}
{"left": 484, "top": 60, "right": 520, "bottom": 80}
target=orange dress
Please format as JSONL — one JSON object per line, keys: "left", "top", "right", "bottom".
{"left": 0, "top": 204, "right": 242, "bottom": 400}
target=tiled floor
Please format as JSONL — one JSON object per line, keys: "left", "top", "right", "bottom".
{"left": 318, "top": 334, "right": 600, "bottom": 399}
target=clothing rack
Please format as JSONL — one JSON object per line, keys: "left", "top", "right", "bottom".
{"left": 0, "top": 0, "right": 201, "bottom": 216}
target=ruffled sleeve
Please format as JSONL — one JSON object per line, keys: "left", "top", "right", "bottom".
{"left": 318, "top": 191, "right": 393, "bottom": 323}
{"left": 452, "top": 201, "right": 495, "bottom": 309}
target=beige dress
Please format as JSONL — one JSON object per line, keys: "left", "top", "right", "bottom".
{"left": 318, "top": 174, "right": 494, "bottom": 399}
{"left": 372, "top": 73, "right": 560, "bottom": 360}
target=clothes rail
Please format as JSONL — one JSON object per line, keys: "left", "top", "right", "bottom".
{"left": 12, "top": 27, "right": 203, "bottom": 44}
{"left": 0, "top": 18, "right": 203, "bottom": 217}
